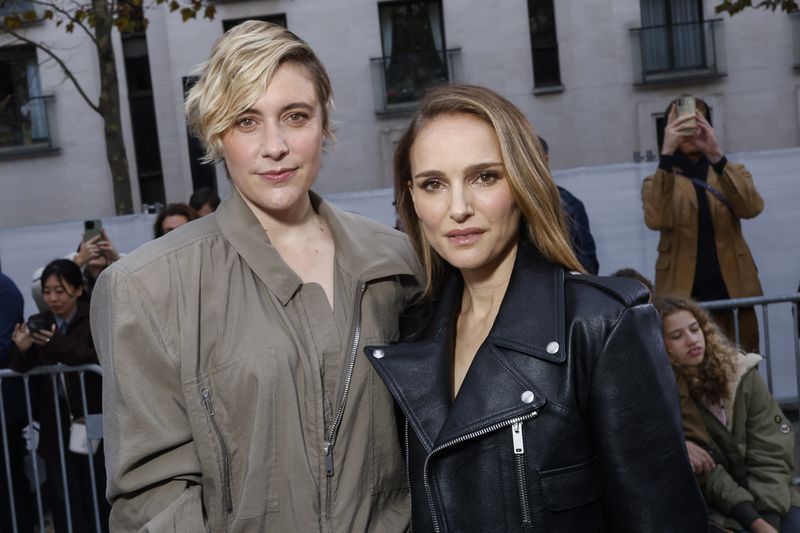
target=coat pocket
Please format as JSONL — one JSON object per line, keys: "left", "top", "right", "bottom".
{"left": 187, "top": 349, "right": 279, "bottom": 523}
{"left": 539, "top": 457, "right": 603, "bottom": 512}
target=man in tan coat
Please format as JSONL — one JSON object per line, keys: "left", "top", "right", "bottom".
{"left": 642, "top": 96, "right": 763, "bottom": 352}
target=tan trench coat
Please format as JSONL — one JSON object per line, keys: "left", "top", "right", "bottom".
{"left": 91, "top": 190, "right": 421, "bottom": 532}
{"left": 641, "top": 161, "right": 763, "bottom": 300}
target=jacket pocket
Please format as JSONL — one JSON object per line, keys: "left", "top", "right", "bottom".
{"left": 539, "top": 457, "right": 603, "bottom": 512}
{"left": 187, "top": 349, "right": 279, "bottom": 524}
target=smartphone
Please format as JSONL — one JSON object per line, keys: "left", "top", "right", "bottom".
{"left": 676, "top": 96, "right": 696, "bottom": 130}
{"left": 83, "top": 219, "right": 104, "bottom": 243}
{"left": 26, "top": 318, "right": 51, "bottom": 336}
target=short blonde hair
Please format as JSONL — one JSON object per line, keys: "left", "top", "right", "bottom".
{"left": 185, "top": 20, "right": 334, "bottom": 162}
{"left": 393, "top": 84, "right": 583, "bottom": 298}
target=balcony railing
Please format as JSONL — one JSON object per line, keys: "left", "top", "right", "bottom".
{"left": 370, "top": 48, "right": 462, "bottom": 115}
{"left": 630, "top": 19, "right": 726, "bottom": 86}
{"left": 0, "top": 95, "right": 58, "bottom": 157}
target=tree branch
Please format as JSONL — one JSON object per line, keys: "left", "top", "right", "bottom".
{"left": 1, "top": 29, "right": 101, "bottom": 115}
{"left": 29, "top": 0, "right": 98, "bottom": 43}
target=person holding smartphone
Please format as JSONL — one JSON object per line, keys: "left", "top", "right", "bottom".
{"left": 642, "top": 95, "right": 764, "bottom": 353}
{"left": 10, "top": 259, "right": 110, "bottom": 533}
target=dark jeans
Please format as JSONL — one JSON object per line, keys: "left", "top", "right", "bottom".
{"left": 45, "top": 443, "right": 110, "bottom": 533}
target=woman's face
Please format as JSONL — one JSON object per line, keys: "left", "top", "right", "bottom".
{"left": 43, "top": 274, "right": 82, "bottom": 320}
{"left": 409, "top": 113, "right": 521, "bottom": 275}
{"left": 662, "top": 310, "right": 706, "bottom": 367}
{"left": 161, "top": 214, "right": 189, "bottom": 235}
{"left": 221, "top": 62, "right": 324, "bottom": 224}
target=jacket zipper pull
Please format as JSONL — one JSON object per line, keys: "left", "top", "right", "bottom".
{"left": 201, "top": 388, "right": 214, "bottom": 416}
{"left": 324, "top": 441, "right": 334, "bottom": 476}
{"left": 512, "top": 422, "right": 524, "bottom": 454}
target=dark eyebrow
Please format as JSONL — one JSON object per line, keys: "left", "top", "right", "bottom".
{"left": 412, "top": 169, "right": 444, "bottom": 180}
{"left": 463, "top": 162, "right": 504, "bottom": 175}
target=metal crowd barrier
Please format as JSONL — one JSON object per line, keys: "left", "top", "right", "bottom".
{"left": 0, "top": 363, "right": 104, "bottom": 533}
{"left": 700, "top": 293, "right": 800, "bottom": 409}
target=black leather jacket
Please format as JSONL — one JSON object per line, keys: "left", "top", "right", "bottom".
{"left": 366, "top": 243, "right": 707, "bottom": 532}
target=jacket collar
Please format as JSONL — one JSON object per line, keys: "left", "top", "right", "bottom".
{"left": 216, "top": 188, "right": 414, "bottom": 306}
{"left": 369, "top": 241, "right": 562, "bottom": 451}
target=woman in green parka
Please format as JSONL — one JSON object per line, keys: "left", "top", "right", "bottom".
{"left": 655, "top": 295, "right": 800, "bottom": 533}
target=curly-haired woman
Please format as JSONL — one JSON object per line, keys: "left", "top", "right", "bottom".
{"left": 655, "top": 295, "right": 800, "bottom": 533}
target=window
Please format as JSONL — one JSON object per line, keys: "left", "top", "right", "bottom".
{"left": 0, "top": 45, "right": 51, "bottom": 151}
{"left": 640, "top": 0, "right": 705, "bottom": 73}
{"left": 377, "top": 0, "right": 447, "bottom": 106}
{"left": 183, "top": 76, "right": 217, "bottom": 194}
{"left": 527, "top": 0, "right": 561, "bottom": 88}
{"left": 222, "top": 13, "right": 287, "bottom": 32}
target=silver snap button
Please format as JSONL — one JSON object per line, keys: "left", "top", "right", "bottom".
{"left": 373, "top": 349, "right": 385, "bottom": 359}
{"left": 546, "top": 341, "right": 559, "bottom": 355}
{"left": 521, "top": 391, "right": 535, "bottom": 404}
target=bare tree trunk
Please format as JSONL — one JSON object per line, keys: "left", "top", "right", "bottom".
{"left": 93, "top": 0, "right": 133, "bottom": 215}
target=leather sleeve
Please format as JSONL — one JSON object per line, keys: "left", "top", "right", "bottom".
{"left": 91, "top": 266, "right": 209, "bottom": 532}
{"left": 641, "top": 169, "right": 676, "bottom": 231}
{"left": 588, "top": 303, "right": 708, "bottom": 532}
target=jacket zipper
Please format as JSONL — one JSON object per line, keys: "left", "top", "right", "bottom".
{"left": 423, "top": 410, "right": 540, "bottom": 533}
{"left": 201, "top": 387, "right": 233, "bottom": 514}
{"left": 512, "top": 422, "right": 532, "bottom": 526}
{"left": 406, "top": 419, "right": 413, "bottom": 533}
{"left": 322, "top": 282, "right": 367, "bottom": 477}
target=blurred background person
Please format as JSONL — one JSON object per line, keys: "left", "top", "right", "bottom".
{"left": 31, "top": 228, "right": 121, "bottom": 312}
{"left": 152, "top": 202, "right": 199, "bottom": 238}
{"left": 538, "top": 136, "right": 598, "bottom": 274}
{"left": 0, "top": 271, "right": 34, "bottom": 533}
{"left": 10, "top": 259, "right": 109, "bottom": 533}
{"left": 189, "top": 186, "right": 221, "bottom": 216}
{"left": 655, "top": 295, "right": 800, "bottom": 533}
{"left": 642, "top": 96, "right": 763, "bottom": 352}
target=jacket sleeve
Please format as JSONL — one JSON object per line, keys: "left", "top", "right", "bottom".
{"left": 715, "top": 162, "right": 764, "bottom": 220}
{"left": 703, "top": 463, "right": 758, "bottom": 526}
{"left": 588, "top": 303, "right": 708, "bottom": 532}
{"left": 742, "top": 369, "right": 794, "bottom": 515}
{"left": 38, "top": 324, "right": 97, "bottom": 366}
{"left": 641, "top": 169, "right": 676, "bottom": 230}
{"left": 91, "top": 266, "right": 209, "bottom": 532}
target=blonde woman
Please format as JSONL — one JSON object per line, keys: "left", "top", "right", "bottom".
{"left": 92, "top": 22, "right": 420, "bottom": 531}
{"left": 655, "top": 295, "right": 800, "bottom": 533}
{"left": 366, "top": 84, "right": 706, "bottom": 532}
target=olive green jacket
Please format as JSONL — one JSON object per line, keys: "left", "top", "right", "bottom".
{"left": 91, "top": 190, "right": 421, "bottom": 532}
{"left": 698, "top": 352, "right": 800, "bottom": 530}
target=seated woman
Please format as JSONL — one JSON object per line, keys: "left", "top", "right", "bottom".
{"left": 366, "top": 84, "right": 707, "bottom": 531}
{"left": 655, "top": 295, "right": 800, "bottom": 533}
{"left": 10, "top": 259, "right": 109, "bottom": 533}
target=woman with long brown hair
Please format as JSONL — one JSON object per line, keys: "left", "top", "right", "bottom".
{"left": 655, "top": 295, "right": 800, "bottom": 533}
{"left": 366, "top": 84, "right": 706, "bottom": 532}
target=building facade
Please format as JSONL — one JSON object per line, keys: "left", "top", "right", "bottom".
{"left": 0, "top": 0, "right": 797, "bottom": 228}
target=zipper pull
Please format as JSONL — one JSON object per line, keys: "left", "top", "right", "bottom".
{"left": 201, "top": 388, "right": 214, "bottom": 416}
{"left": 324, "top": 441, "right": 334, "bottom": 476}
{"left": 512, "top": 422, "right": 524, "bottom": 455}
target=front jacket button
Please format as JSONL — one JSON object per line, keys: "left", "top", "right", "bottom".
{"left": 373, "top": 349, "right": 385, "bottom": 359}
{"left": 521, "top": 391, "right": 535, "bottom": 404}
{"left": 546, "top": 341, "right": 559, "bottom": 354}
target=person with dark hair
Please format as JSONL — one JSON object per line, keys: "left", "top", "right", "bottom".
{"left": 367, "top": 83, "right": 705, "bottom": 531}
{"left": 0, "top": 272, "right": 34, "bottom": 533}
{"left": 152, "top": 202, "right": 199, "bottom": 238}
{"left": 643, "top": 96, "right": 763, "bottom": 352}
{"left": 537, "top": 136, "right": 599, "bottom": 274}
{"left": 611, "top": 267, "right": 655, "bottom": 295}
{"left": 9, "top": 259, "right": 109, "bottom": 533}
{"left": 654, "top": 295, "right": 800, "bottom": 533}
{"left": 189, "top": 186, "right": 221, "bottom": 216}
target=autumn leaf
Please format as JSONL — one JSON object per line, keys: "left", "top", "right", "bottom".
{"left": 203, "top": 4, "right": 215, "bottom": 19}
{"left": 180, "top": 7, "right": 195, "bottom": 21}
{"left": 43, "top": 9, "right": 54, "bottom": 19}
{"left": 169, "top": 0, "right": 179, "bottom": 11}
